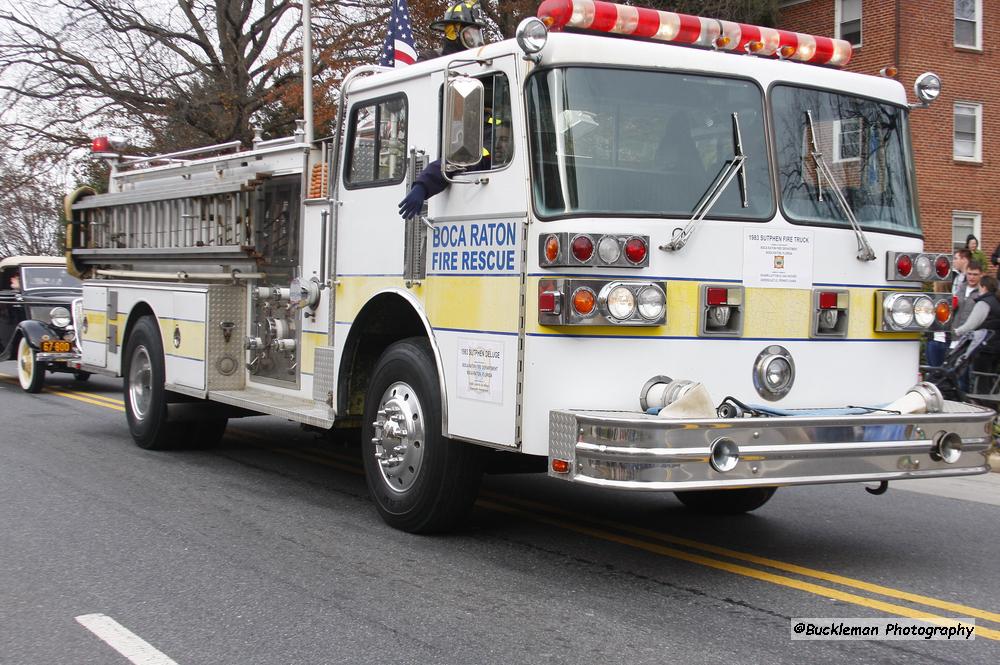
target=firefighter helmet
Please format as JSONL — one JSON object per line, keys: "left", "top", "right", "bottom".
{"left": 431, "top": 1, "right": 487, "bottom": 53}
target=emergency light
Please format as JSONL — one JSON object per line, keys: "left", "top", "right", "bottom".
{"left": 536, "top": 0, "right": 852, "bottom": 67}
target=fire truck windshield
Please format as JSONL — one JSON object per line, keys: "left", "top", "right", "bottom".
{"left": 526, "top": 67, "right": 773, "bottom": 220}
{"left": 772, "top": 85, "right": 919, "bottom": 235}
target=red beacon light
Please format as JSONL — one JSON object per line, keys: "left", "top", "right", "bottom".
{"left": 91, "top": 136, "right": 112, "bottom": 153}
{"left": 536, "top": 0, "right": 852, "bottom": 67}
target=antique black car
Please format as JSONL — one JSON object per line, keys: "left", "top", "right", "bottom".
{"left": 0, "top": 256, "right": 87, "bottom": 392}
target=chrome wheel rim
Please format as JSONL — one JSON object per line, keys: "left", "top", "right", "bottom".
{"left": 17, "top": 338, "right": 34, "bottom": 389}
{"left": 371, "top": 381, "right": 426, "bottom": 493}
{"left": 128, "top": 345, "right": 154, "bottom": 420}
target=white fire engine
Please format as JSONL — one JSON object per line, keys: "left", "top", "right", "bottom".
{"left": 65, "top": 0, "right": 994, "bottom": 532}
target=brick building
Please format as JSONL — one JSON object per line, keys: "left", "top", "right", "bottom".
{"left": 777, "top": 1, "right": 998, "bottom": 265}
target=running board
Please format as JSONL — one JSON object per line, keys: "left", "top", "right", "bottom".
{"left": 210, "top": 388, "right": 335, "bottom": 428}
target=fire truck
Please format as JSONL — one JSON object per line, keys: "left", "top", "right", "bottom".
{"left": 65, "top": 0, "right": 994, "bottom": 532}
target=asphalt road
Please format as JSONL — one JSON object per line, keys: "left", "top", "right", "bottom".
{"left": 1, "top": 364, "right": 998, "bottom": 664}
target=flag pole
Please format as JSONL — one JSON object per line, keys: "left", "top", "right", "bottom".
{"left": 302, "top": 0, "right": 314, "bottom": 144}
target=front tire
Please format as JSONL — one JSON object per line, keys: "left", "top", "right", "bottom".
{"left": 362, "top": 338, "right": 483, "bottom": 533}
{"left": 17, "top": 336, "right": 45, "bottom": 393}
{"left": 674, "top": 487, "right": 777, "bottom": 514}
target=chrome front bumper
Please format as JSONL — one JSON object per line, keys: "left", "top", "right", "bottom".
{"left": 548, "top": 402, "right": 994, "bottom": 490}
{"left": 36, "top": 351, "right": 81, "bottom": 364}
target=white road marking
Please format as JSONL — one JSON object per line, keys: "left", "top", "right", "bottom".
{"left": 75, "top": 614, "right": 179, "bottom": 665}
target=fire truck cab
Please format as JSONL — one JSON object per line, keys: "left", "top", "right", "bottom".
{"left": 67, "top": 0, "right": 994, "bottom": 532}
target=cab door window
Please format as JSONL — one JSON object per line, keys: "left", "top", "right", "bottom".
{"left": 346, "top": 94, "right": 408, "bottom": 187}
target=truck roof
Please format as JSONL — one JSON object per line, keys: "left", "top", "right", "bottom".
{"left": 348, "top": 32, "right": 907, "bottom": 107}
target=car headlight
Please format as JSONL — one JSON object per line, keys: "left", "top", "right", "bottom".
{"left": 913, "top": 296, "right": 935, "bottom": 328}
{"left": 50, "top": 306, "right": 72, "bottom": 328}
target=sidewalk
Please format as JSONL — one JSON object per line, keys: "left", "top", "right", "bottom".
{"left": 891, "top": 453, "right": 1000, "bottom": 506}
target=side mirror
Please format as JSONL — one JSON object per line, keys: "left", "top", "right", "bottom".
{"left": 442, "top": 75, "right": 484, "bottom": 168}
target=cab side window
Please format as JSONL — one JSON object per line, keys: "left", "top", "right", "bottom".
{"left": 346, "top": 94, "right": 408, "bottom": 187}
{"left": 482, "top": 73, "right": 513, "bottom": 170}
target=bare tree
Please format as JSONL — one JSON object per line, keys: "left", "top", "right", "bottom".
{"left": 0, "top": 154, "right": 64, "bottom": 257}
{"left": 0, "top": 1, "right": 314, "bottom": 155}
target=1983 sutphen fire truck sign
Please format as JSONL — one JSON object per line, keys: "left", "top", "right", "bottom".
{"left": 64, "top": 0, "right": 993, "bottom": 533}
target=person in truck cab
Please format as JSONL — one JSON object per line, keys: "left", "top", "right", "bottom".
{"left": 397, "top": 2, "right": 498, "bottom": 220}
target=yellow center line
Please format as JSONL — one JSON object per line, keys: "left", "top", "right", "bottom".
{"left": 14, "top": 398, "right": 998, "bottom": 637}
{"left": 485, "top": 492, "right": 1000, "bottom": 626}
{"left": 477, "top": 498, "right": 1000, "bottom": 640}
{"left": 0, "top": 373, "right": 125, "bottom": 410}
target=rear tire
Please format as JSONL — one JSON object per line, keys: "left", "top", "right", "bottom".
{"left": 73, "top": 371, "right": 91, "bottom": 382}
{"left": 362, "top": 338, "right": 483, "bottom": 533}
{"left": 123, "top": 316, "right": 185, "bottom": 450}
{"left": 17, "top": 336, "right": 45, "bottom": 393}
{"left": 674, "top": 487, "right": 776, "bottom": 514}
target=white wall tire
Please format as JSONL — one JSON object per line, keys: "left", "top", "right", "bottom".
{"left": 17, "top": 336, "right": 45, "bottom": 393}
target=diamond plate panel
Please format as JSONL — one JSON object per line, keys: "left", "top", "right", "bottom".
{"left": 548, "top": 410, "right": 579, "bottom": 479}
{"left": 312, "top": 345, "right": 337, "bottom": 405}
{"left": 205, "top": 284, "right": 247, "bottom": 391}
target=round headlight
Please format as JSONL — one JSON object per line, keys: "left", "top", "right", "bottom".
{"left": 913, "top": 296, "right": 935, "bottom": 328}
{"left": 606, "top": 286, "right": 636, "bottom": 320}
{"left": 515, "top": 17, "right": 549, "bottom": 56}
{"left": 914, "top": 254, "right": 933, "bottom": 280}
{"left": 888, "top": 296, "right": 914, "bottom": 328}
{"left": 637, "top": 286, "right": 665, "bottom": 320}
{"left": 753, "top": 345, "right": 795, "bottom": 401}
{"left": 597, "top": 236, "right": 621, "bottom": 264}
{"left": 765, "top": 357, "right": 792, "bottom": 390}
{"left": 50, "top": 306, "right": 71, "bottom": 328}
{"left": 914, "top": 72, "right": 941, "bottom": 104}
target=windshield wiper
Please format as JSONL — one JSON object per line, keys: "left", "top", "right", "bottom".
{"left": 661, "top": 112, "right": 748, "bottom": 252}
{"left": 805, "top": 110, "right": 876, "bottom": 262}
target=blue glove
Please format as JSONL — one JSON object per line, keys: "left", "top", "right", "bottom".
{"left": 398, "top": 183, "right": 427, "bottom": 219}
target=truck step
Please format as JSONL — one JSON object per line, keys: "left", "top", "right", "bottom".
{"left": 210, "top": 388, "right": 334, "bottom": 428}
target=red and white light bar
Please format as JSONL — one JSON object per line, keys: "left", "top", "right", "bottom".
{"left": 536, "top": 0, "right": 852, "bottom": 67}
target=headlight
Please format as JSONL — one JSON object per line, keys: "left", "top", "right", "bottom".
{"left": 913, "top": 296, "right": 935, "bottom": 328}
{"left": 888, "top": 296, "right": 914, "bottom": 327}
{"left": 50, "top": 306, "right": 71, "bottom": 328}
{"left": 605, "top": 285, "right": 636, "bottom": 320}
{"left": 637, "top": 286, "right": 665, "bottom": 320}
{"left": 753, "top": 345, "right": 795, "bottom": 401}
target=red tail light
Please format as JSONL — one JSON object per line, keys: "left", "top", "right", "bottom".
{"left": 935, "top": 256, "right": 951, "bottom": 279}
{"left": 896, "top": 254, "right": 913, "bottom": 277}
{"left": 953, "top": 295, "right": 959, "bottom": 311}
{"left": 706, "top": 287, "right": 728, "bottom": 306}
{"left": 571, "top": 235, "right": 594, "bottom": 262}
{"left": 624, "top": 237, "right": 647, "bottom": 264}
{"left": 818, "top": 291, "right": 839, "bottom": 309}
{"left": 539, "top": 290, "right": 561, "bottom": 314}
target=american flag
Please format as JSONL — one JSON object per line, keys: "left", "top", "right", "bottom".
{"left": 380, "top": 0, "right": 418, "bottom": 67}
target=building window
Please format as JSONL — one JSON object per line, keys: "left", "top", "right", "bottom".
{"left": 952, "top": 212, "right": 982, "bottom": 252}
{"left": 955, "top": 0, "right": 982, "bottom": 49}
{"left": 836, "top": 0, "right": 862, "bottom": 46}
{"left": 953, "top": 103, "right": 982, "bottom": 162}
{"left": 832, "top": 118, "right": 862, "bottom": 162}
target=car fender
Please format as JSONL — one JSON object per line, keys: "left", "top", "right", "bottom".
{"left": 15, "top": 319, "right": 60, "bottom": 350}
